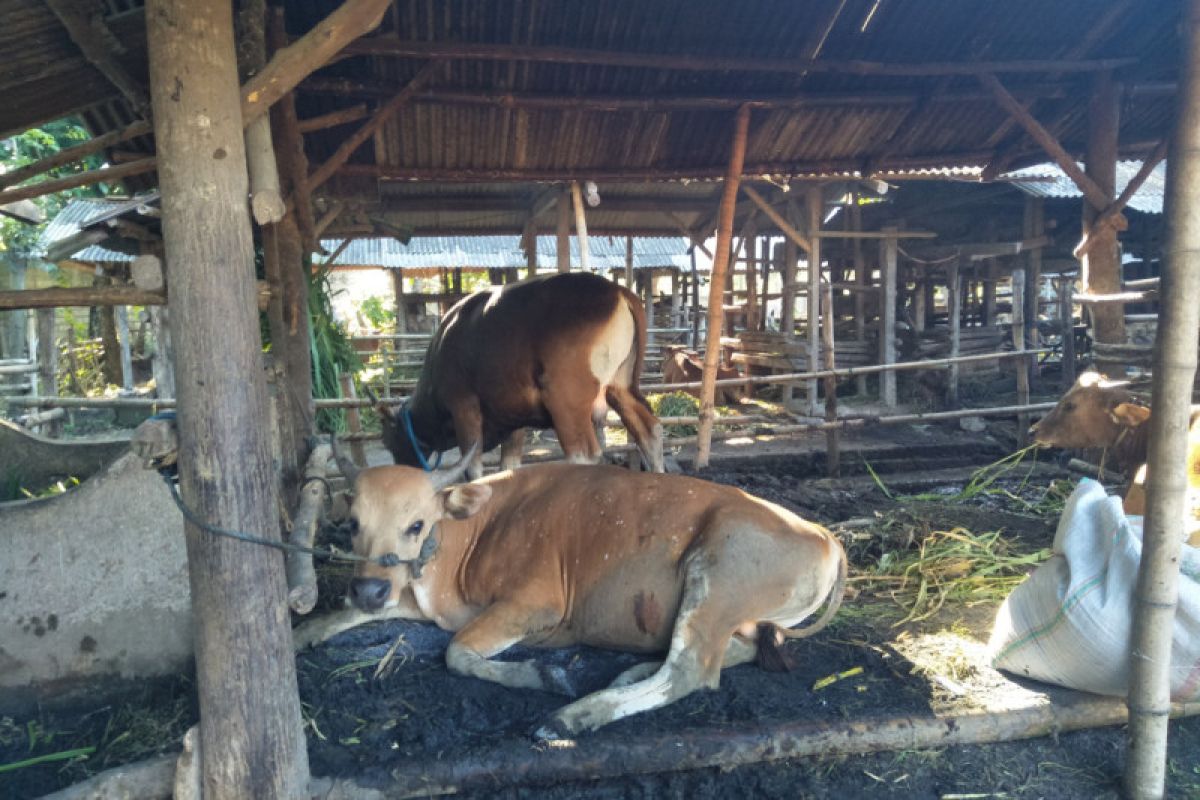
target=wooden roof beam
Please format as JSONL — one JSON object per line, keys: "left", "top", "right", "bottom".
{"left": 340, "top": 39, "right": 1136, "bottom": 77}
{"left": 45, "top": 0, "right": 150, "bottom": 117}
{"left": 0, "top": 118, "right": 151, "bottom": 193}
{"left": 1073, "top": 137, "right": 1168, "bottom": 258}
{"left": 297, "top": 104, "right": 371, "bottom": 133}
{"left": 742, "top": 185, "right": 812, "bottom": 254}
{"left": 978, "top": 72, "right": 1126, "bottom": 230}
{"left": 0, "top": 158, "right": 157, "bottom": 206}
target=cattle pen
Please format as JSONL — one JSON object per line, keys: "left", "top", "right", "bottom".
{"left": 1, "top": 1, "right": 1199, "bottom": 799}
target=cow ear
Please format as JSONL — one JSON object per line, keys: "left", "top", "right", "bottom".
{"left": 1110, "top": 402, "right": 1151, "bottom": 427}
{"left": 440, "top": 483, "right": 493, "bottom": 519}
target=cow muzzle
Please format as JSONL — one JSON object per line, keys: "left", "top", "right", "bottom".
{"left": 350, "top": 577, "right": 392, "bottom": 612}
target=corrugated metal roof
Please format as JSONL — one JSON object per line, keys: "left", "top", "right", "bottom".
{"left": 1003, "top": 160, "right": 1166, "bottom": 214}
{"left": 36, "top": 194, "right": 159, "bottom": 262}
{"left": 323, "top": 235, "right": 693, "bottom": 271}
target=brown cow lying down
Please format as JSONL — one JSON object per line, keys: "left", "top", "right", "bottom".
{"left": 295, "top": 454, "right": 847, "bottom": 739}
{"left": 661, "top": 345, "right": 745, "bottom": 405}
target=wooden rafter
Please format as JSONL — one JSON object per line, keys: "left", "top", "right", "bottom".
{"left": 0, "top": 119, "right": 152, "bottom": 193}
{"left": 742, "top": 186, "right": 811, "bottom": 254}
{"left": 666, "top": 211, "right": 713, "bottom": 259}
{"left": 297, "top": 104, "right": 371, "bottom": 133}
{"left": 241, "top": 0, "right": 391, "bottom": 125}
{"left": 303, "top": 60, "right": 443, "bottom": 195}
{"left": 341, "top": 39, "right": 1135, "bottom": 77}
{"left": 0, "top": 159, "right": 157, "bottom": 206}
{"left": 978, "top": 72, "right": 1126, "bottom": 229}
{"left": 45, "top": 0, "right": 150, "bottom": 116}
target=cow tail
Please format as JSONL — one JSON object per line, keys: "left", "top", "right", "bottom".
{"left": 623, "top": 288, "right": 653, "bottom": 410}
{"left": 779, "top": 533, "right": 848, "bottom": 642}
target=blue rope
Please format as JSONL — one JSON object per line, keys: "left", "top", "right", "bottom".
{"left": 400, "top": 402, "right": 442, "bottom": 472}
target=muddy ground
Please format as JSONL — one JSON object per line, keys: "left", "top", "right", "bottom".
{"left": 3, "top": 418, "right": 1199, "bottom": 799}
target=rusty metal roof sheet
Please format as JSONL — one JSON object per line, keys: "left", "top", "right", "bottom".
{"left": 1003, "top": 160, "right": 1166, "bottom": 214}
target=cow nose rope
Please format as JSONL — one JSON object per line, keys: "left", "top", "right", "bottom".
{"left": 157, "top": 471, "right": 404, "bottom": 569}
{"left": 400, "top": 402, "right": 443, "bottom": 472}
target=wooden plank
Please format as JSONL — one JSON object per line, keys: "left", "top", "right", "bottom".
{"left": 0, "top": 286, "right": 165, "bottom": 310}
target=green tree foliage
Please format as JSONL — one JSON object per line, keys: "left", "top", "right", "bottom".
{"left": 1, "top": 118, "right": 107, "bottom": 259}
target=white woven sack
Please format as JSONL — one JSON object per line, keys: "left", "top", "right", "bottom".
{"left": 989, "top": 478, "right": 1200, "bottom": 701}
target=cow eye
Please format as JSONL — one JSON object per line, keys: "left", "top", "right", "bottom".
{"left": 406, "top": 520, "right": 424, "bottom": 537}
{"left": 347, "top": 517, "right": 359, "bottom": 537}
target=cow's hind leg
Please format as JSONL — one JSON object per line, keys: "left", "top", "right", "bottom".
{"left": 448, "top": 397, "right": 486, "bottom": 479}
{"left": 535, "top": 557, "right": 730, "bottom": 738}
{"left": 605, "top": 385, "right": 664, "bottom": 472}
{"left": 542, "top": 377, "right": 604, "bottom": 464}
{"left": 499, "top": 428, "right": 525, "bottom": 471}
{"left": 444, "top": 602, "right": 575, "bottom": 695}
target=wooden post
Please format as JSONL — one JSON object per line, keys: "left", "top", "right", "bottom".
{"left": 781, "top": 213, "right": 799, "bottom": 406}
{"left": 116, "top": 305, "right": 134, "bottom": 393}
{"left": 392, "top": 269, "right": 408, "bottom": 334}
{"left": 1024, "top": 197, "right": 1044, "bottom": 384}
{"left": 556, "top": 189, "right": 571, "bottom": 273}
{"left": 339, "top": 373, "right": 368, "bottom": 467}
{"left": 570, "top": 181, "right": 591, "bottom": 271}
{"left": 947, "top": 259, "right": 962, "bottom": 406}
{"left": 982, "top": 264, "right": 997, "bottom": 326}
{"left": 697, "top": 105, "right": 751, "bottom": 468}
{"left": 147, "top": 2, "right": 309, "bottom": 797}
{"left": 880, "top": 228, "right": 898, "bottom": 407}
{"left": 745, "top": 231, "right": 759, "bottom": 331}
{"left": 1126, "top": 2, "right": 1200, "bottom": 793}
{"left": 913, "top": 276, "right": 927, "bottom": 332}
{"left": 524, "top": 220, "right": 538, "bottom": 278}
{"left": 1059, "top": 278, "right": 1077, "bottom": 389}
{"left": 1011, "top": 267, "right": 1030, "bottom": 447}
{"left": 851, "top": 198, "right": 868, "bottom": 396}
{"left": 1083, "top": 71, "right": 1126, "bottom": 376}
{"left": 643, "top": 270, "right": 656, "bottom": 348}
{"left": 35, "top": 308, "right": 60, "bottom": 436}
{"left": 670, "top": 271, "right": 684, "bottom": 329}
{"left": 236, "top": 0, "right": 285, "bottom": 226}
{"left": 625, "top": 236, "right": 635, "bottom": 289}
{"left": 821, "top": 281, "right": 839, "bottom": 476}
{"left": 96, "top": 272, "right": 123, "bottom": 387}
{"left": 806, "top": 186, "right": 823, "bottom": 416}
{"left": 690, "top": 246, "right": 700, "bottom": 348}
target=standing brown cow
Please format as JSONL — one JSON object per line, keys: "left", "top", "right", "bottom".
{"left": 377, "top": 273, "right": 663, "bottom": 478}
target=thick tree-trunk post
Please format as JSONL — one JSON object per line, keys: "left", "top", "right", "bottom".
{"left": 821, "top": 281, "right": 839, "bottom": 476}
{"left": 697, "top": 105, "right": 751, "bottom": 469}
{"left": 237, "top": 0, "right": 285, "bottom": 226}
{"left": 880, "top": 228, "right": 898, "bottom": 407}
{"left": 1024, "top": 197, "right": 1044, "bottom": 385}
{"left": 1084, "top": 71, "right": 1125, "bottom": 376}
{"left": 781, "top": 215, "right": 799, "bottom": 406}
{"left": 1059, "top": 277, "right": 1077, "bottom": 389}
{"left": 392, "top": 270, "right": 408, "bottom": 334}
{"left": 947, "top": 259, "right": 962, "bottom": 406}
{"left": 556, "top": 189, "right": 571, "bottom": 272}
{"left": 147, "top": 2, "right": 309, "bottom": 797}
{"left": 1126, "top": 3, "right": 1200, "bottom": 794}
{"left": 570, "top": 181, "right": 591, "bottom": 271}
{"left": 35, "top": 308, "right": 60, "bottom": 436}
{"left": 803, "top": 188, "right": 821, "bottom": 415}
{"left": 1011, "top": 267, "right": 1030, "bottom": 447}
{"left": 266, "top": 7, "right": 316, "bottom": 508}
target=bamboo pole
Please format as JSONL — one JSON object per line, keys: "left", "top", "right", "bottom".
{"left": 806, "top": 186, "right": 823, "bottom": 415}
{"left": 947, "top": 259, "right": 962, "bottom": 405}
{"left": 570, "top": 181, "right": 591, "bottom": 271}
{"left": 1012, "top": 267, "right": 1030, "bottom": 447}
{"left": 1059, "top": 277, "right": 1077, "bottom": 388}
{"left": 697, "top": 105, "right": 751, "bottom": 469}
{"left": 880, "top": 228, "right": 898, "bottom": 407}
{"left": 1125, "top": 0, "right": 1200, "bottom": 793}
{"left": 1025, "top": 197, "right": 1044, "bottom": 384}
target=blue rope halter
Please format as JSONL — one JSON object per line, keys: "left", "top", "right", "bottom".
{"left": 400, "top": 401, "right": 443, "bottom": 472}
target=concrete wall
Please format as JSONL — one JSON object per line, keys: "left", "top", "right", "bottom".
{"left": 0, "top": 451, "right": 192, "bottom": 708}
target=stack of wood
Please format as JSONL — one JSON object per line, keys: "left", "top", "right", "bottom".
{"left": 729, "top": 331, "right": 875, "bottom": 373}
{"left": 913, "top": 325, "right": 1007, "bottom": 375}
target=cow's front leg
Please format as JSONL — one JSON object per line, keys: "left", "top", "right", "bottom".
{"left": 444, "top": 602, "right": 575, "bottom": 695}
{"left": 499, "top": 428, "right": 525, "bottom": 471}
{"left": 292, "top": 605, "right": 410, "bottom": 651}
{"left": 448, "top": 396, "right": 486, "bottom": 479}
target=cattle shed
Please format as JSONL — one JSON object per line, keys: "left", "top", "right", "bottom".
{"left": 0, "top": 1, "right": 1198, "bottom": 798}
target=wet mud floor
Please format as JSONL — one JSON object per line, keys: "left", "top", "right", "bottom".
{"left": 4, "top": 420, "right": 1199, "bottom": 798}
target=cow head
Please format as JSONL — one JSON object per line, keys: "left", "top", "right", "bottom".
{"left": 345, "top": 445, "right": 487, "bottom": 612}
{"left": 1029, "top": 371, "right": 1150, "bottom": 449}
{"left": 371, "top": 394, "right": 427, "bottom": 468}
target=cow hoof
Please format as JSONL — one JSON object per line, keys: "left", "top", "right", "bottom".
{"left": 531, "top": 719, "right": 574, "bottom": 744}
{"left": 537, "top": 663, "right": 577, "bottom": 697}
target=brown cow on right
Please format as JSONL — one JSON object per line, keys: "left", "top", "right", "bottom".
{"left": 661, "top": 345, "right": 745, "bottom": 406}
{"left": 1030, "top": 371, "right": 1200, "bottom": 542}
